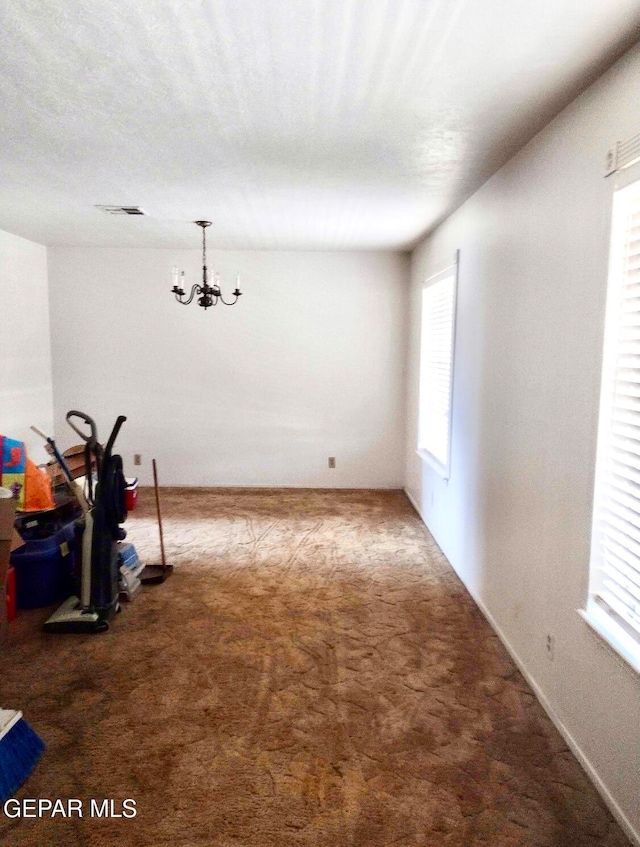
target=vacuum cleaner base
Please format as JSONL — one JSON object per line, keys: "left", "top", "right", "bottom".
{"left": 43, "top": 595, "right": 112, "bottom": 634}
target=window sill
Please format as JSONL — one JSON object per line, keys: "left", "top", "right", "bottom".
{"left": 578, "top": 601, "right": 640, "bottom": 677}
{"left": 416, "top": 448, "right": 449, "bottom": 481}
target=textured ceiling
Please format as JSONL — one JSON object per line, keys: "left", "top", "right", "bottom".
{"left": 1, "top": 0, "right": 640, "bottom": 250}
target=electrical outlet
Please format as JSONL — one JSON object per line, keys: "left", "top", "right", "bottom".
{"left": 328, "top": 457, "right": 336, "bottom": 469}
{"left": 134, "top": 454, "right": 141, "bottom": 466}
{"left": 546, "top": 634, "right": 555, "bottom": 661}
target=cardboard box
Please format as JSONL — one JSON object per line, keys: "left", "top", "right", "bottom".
{"left": 0, "top": 498, "right": 16, "bottom": 541}
{"left": 45, "top": 443, "right": 95, "bottom": 488}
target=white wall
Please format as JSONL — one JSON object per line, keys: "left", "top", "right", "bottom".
{"left": 405, "top": 44, "right": 640, "bottom": 842}
{"left": 0, "top": 229, "right": 53, "bottom": 466}
{"left": 48, "top": 248, "right": 408, "bottom": 488}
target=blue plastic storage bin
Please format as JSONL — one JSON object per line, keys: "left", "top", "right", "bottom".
{"left": 118, "top": 541, "right": 140, "bottom": 572}
{"left": 10, "top": 521, "right": 77, "bottom": 609}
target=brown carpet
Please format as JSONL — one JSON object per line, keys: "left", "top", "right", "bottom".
{"left": 0, "top": 488, "right": 630, "bottom": 847}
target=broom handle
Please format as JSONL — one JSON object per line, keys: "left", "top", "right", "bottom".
{"left": 152, "top": 459, "right": 167, "bottom": 569}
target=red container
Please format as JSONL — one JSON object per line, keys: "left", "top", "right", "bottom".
{"left": 6, "top": 565, "right": 16, "bottom": 622}
{"left": 125, "top": 478, "right": 138, "bottom": 512}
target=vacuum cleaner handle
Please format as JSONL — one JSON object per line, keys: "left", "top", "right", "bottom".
{"left": 66, "top": 411, "right": 98, "bottom": 444}
{"left": 104, "top": 415, "right": 127, "bottom": 458}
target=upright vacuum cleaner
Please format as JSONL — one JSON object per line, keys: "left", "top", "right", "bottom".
{"left": 43, "top": 411, "right": 127, "bottom": 633}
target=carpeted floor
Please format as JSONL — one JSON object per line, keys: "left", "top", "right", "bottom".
{"left": 0, "top": 488, "right": 630, "bottom": 846}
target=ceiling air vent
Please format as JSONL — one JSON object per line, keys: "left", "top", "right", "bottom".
{"left": 95, "top": 205, "right": 148, "bottom": 216}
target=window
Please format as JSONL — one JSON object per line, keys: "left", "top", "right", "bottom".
{"left": 584, "top": 167, "right": 640, "bottom": 674}
{"left": 417, "top": 252, "right": 459, "bottom": 479}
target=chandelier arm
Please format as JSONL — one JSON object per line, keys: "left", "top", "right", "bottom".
{"left": 175, "top": 284, "right": 201, "bottom": 306}
{"left": 217, "top": 293, "right": 240, "bottom": 306}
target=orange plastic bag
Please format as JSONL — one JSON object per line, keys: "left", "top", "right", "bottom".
{"left": 23, "top": 458, "right": 55, "bottom": 512}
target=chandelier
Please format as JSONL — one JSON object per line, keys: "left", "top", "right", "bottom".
{"left": 171, "top": 221, "right": 242, "bottom": 310}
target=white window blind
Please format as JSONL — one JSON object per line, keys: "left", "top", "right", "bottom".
{"left": 418, "top": 256, "right": 458, "bottom": 476}
{"left": 588, "top": 175, "right": 640, "bottom": 666}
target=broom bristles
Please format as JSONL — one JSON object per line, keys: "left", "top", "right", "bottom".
{"left": 0, "top": 713, "right": 45, "bottom": 803}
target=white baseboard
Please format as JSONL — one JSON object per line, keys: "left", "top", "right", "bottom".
{"left": 403, "top": 487, "right": 422, "bottom": 518}
{"left": 401, "top": 487, "right": 640, "bottom": 847}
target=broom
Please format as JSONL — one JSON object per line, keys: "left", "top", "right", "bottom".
{"left": 139, "top": 459, "right": 173, "bottom": 584}
{"left": 0, "top": 709, "right": 45, "bottom": 802}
